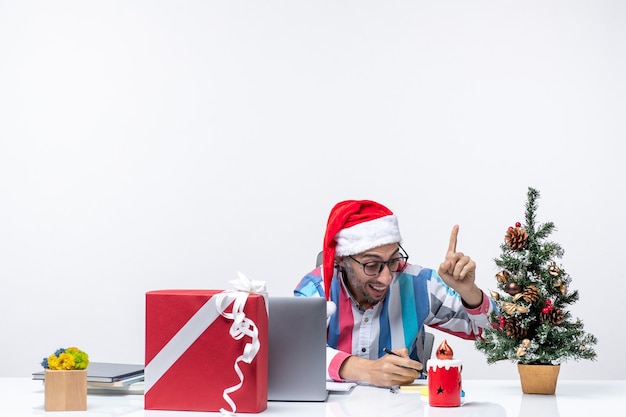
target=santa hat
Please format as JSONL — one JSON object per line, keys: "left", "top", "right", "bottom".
{"left": 322, "top": 200, "right": 402, "bottom": 299}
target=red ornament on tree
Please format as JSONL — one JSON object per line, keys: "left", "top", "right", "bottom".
{"left": 542, "top": 300, "right": 554, "bottom": 314}
{"left": 515, "top": 222, "right": 521, "bottom": 227}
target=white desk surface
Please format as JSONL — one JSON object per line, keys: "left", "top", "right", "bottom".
{"left": 3, "top": 378, "right": 624, "bottom": 416}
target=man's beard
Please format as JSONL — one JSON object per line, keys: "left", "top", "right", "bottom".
{"left": 343, "top": 264, "right": 386, "bottom": 307}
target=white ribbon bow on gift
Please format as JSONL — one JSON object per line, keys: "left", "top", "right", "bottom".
{"left": 228, "top": 272, "right": 267, "bottom": 294}
{"left": 215, "top": 272, "right": 267, "bottom": 415}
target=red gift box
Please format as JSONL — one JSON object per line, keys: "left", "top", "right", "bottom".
{"left": 145, "top": 289, "right": 268, "bottom": 413}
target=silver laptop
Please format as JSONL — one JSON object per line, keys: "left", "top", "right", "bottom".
{"left": 267, "top": 296, "right": 329, "bottom": 401}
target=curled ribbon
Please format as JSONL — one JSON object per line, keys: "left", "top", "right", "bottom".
{"left": 215, "top": 272, "right": 267, "bottom": 415}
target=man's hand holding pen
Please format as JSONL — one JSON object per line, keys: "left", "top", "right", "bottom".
{"left": 382, "top": 347, "right": 423, "bottom": 389}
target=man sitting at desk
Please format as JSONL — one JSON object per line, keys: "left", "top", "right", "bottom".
{"left": 295, "top": 200, "right": 496, "bottom": 388}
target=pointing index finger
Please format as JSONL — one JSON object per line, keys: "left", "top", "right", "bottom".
{"left": 447, "top": 225, "right": 459, "bottom": 253}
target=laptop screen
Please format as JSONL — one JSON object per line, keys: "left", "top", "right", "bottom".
{"left": 267, "top": 296, "right": 328, "bottom": 402}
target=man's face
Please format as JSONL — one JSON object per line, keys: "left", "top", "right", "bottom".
{"left": 339, "top": 243, "right": 401, "bottom": 310}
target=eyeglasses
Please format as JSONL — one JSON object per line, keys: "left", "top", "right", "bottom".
{"left": 348, "top": 246, "right": 409, "bottom": 277}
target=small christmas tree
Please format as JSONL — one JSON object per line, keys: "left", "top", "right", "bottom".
{"left": 475, "top": 187, "right": 597, "bottom": 365}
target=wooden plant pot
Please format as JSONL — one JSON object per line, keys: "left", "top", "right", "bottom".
{"left": 517, "top": 363, "right": 560, "bottom": 395}
{"left": 44, "top": 369, "right": 88, "bottom": 411}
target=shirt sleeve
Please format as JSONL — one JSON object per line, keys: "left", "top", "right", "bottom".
{"left": 425, "top": 269, "right": 496, "bottom": 339}
{"left": 294, "top": 267, "right": 325, "bottom": 297}
{"left": 326, "top": 347, "right": 351, "bottom": 381}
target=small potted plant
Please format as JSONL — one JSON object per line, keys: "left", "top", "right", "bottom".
{"left": 475, "top": 187, "right": 597, "bottom": 394}
{"left": 41, "top": 347, "right": 89, "bottom": 411}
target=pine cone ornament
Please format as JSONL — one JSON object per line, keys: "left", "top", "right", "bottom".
{"left": 521, "top": 285, "right": 540, "bottom": 303}
{"left": 541, "top": 308, "right": 565, "bottom": 325}
{"left": 505, "top": 318, "right": 528, "bottom": 339}
{"left": 505, "top": 227, "right": 528, "bottom": 250}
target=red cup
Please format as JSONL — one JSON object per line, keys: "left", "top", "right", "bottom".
{"left": 427, "top": 359, "right": 462, "bottom": 407}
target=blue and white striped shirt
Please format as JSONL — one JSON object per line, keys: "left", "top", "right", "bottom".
{"left": 294, "top": 263, "right": 496, "bottom": 381}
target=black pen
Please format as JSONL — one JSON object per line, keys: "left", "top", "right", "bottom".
{"left": 383, "top": 347, "right": 398, "bottom": 357}
{"left": 383, "top": 347, "right": 426, "bottom": 377}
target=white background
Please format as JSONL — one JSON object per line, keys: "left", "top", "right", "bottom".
{"left": 1, "top": 1, "right": 624, "bottom": 380}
